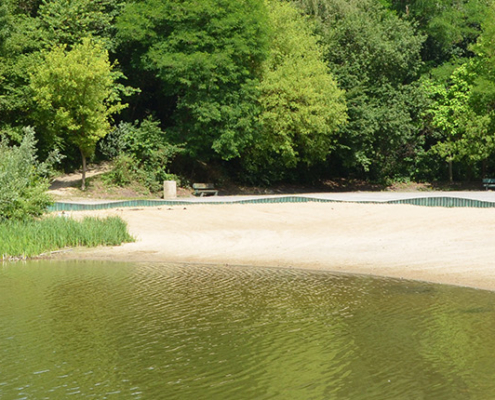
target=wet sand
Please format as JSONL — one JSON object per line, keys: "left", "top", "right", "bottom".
{"left": 55, "top": 202, "right": 495, "bottom": 291}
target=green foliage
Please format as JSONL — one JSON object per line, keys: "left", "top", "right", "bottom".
{"left": 295, "top": 0, "right": 426, "bottom": 180}
{"left": 423, "top": 70, "right": 470, "bottom": 164}
{"left": 470, "top": 2, "right": 495, "bottom": 106}
{"left": 0, "top": 1, "right": 10, "bottom": 50}
{"left": 0, "top": 1, "right": 7, "bottom": 119}
{"left": 30, "top": 38, "right": 126, "bottom": 156}
{"left": 6, "top": 0, "right": 43, "bottom": 17}
{"left": 103, "top": 153, "right": 142, "bottom": 187}
{"left": 473, "top": 2, "right": 495, "bottom": 66}
{"left": 37, "top": 0, "right": 123, "bottom": 49}
{"left": 29, "top": 38, "right": 132, "bottom": 188}
{"left": 116, "top": 0, "right": 270, "bottom": 160}
{"left": 423, "top": 63, "right": 495, "bottom": 181}
{"left": 0, "top": 215, "right": 134, "bottom": 259}
{"left": 0, "top": 1, "right": 40, "bottom": 130}
{"left": 296, "top": 0, "right": 424, "bottom": 84}
{"left": 0, "top": 127, "right": 52, "bottom": 220}
{"left": 387, "top": 0, "right": 490, "bottom": 65}
{"left": 100, "top": 118, "right": 182, "bottom": 192}
{"left": 0, "top": 0, "right": 123, "bottom": 142}
{"left": 1, "top": 0, "right": 494, "bottom": 186}
{"left": 243, "top": 0, "right": 346, "bottom": 182}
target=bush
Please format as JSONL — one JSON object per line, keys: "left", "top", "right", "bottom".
{"left": 103, "top": 153, "right": 143, "bottom": 187}
{"left": 100, "top": 118, "right": 182, "bottom": 192}
{"left": 0, "top": 127, "right": 54, "bottom": 220}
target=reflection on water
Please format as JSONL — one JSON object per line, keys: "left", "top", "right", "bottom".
{"left": 1, "top": 261, "right": 495, "bottom": 399}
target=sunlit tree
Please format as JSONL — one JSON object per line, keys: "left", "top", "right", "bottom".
{"left": 30, "top": 38, "right": 129, "bottom": 189}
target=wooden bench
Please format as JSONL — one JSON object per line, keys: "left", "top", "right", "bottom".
{"left": 483, "top": 178, "right": 495, "bottom": 190}
{"left": 193, "top": 183, "right": 218, "bottom": 197}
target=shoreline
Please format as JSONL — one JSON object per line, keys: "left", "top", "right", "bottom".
{"left": 50, "top": 201, "right": 495, "bottom": 291}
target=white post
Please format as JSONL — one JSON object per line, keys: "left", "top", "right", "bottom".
{"left": 163, "top": 180, "right": 177, "bottom": 198}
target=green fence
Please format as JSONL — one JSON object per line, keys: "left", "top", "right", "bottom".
{"left": 47, "top": 195, "right": 495, "bottom": 212}
{"left": 387, "top": 196, "right": 495, "bottom": 208}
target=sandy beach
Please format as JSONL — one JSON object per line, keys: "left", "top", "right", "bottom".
{"left": 52, "top": 200, "right": 495, "bottom": 291}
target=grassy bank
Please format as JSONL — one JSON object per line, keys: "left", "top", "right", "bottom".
{"left": 0, "top": 216, "right": 134, "bottom": 260}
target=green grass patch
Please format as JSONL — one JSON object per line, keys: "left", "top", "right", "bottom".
{"left": 0, "top": 216, "right": 135, "bottom": 260}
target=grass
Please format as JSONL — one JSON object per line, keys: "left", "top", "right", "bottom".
{"left": 0, "top": 215, "right": 135, "bottom": 260}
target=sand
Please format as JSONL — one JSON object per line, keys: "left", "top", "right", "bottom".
{"left": 53, "top": 201, "right": 495, "bottom": 291}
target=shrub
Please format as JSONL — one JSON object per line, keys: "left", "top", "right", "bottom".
{"left": 100, "top": 118, "right": 182, "bottom": 192}
{"left": 0, "top": 127, "right": 54, "bottom": 220}
{"left": 103, "top": 153, "right": 143, "bottom": 187}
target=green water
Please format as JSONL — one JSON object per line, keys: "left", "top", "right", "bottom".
{"left": 1, "top": 261, "right": 495, "bottom": 399}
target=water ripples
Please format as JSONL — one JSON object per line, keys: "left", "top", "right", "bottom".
{"left": 2, "top": 261, "right": 495, "bottom": 399}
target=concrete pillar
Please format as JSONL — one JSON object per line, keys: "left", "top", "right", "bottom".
{"left": 163, "top": 180, "right": 177, "bottom": 198}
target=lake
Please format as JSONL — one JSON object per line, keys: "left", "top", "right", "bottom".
{"left": 1, "top": 261, "right": 495, "bottom": 399}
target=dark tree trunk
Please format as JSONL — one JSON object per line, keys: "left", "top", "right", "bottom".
{"left": 80, "top": 148, "right": 87, "bottom": 190}
{"left": 448, "top": 159, "right": 453, "bottom": 183}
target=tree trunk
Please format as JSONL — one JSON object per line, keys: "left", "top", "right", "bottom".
{"left": 80, "top": 148, "right": 87, "bottom": 191}
{"left": 448, "top": 159, "right": 453, "bottom": 183}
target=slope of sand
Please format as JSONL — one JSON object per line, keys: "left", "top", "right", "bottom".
{"left": 52, "top": 201, "right": 495, "bottom": 291}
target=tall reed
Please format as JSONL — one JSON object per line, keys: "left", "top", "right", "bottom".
{"left": 0, "top": 216, "right": 134, "bottom": 260}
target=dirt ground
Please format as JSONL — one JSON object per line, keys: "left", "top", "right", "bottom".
{"left": 52, "top": 201, "right": 495, "bottom": 291}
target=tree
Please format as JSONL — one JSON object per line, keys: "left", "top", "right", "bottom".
{"left": 386, "top": 0, "right": 490, "bottom": 66}
{"left": 0, "top": 0, "right": 123, "bottom": 149}
{"left": 244, "top": 0, "right": 347, "bottom": 182}
{"left": 423, "top": 63, "right": 495, "bottom": 181}
{"left": 294, "top": 0, "right": 426, "bottom": 180}
{"left": 0, "top": 0, "right": 9, "bottom": 106}
{"left": 116, "top": 0, "right": 270, "bottom": 161}
{"left": 0, "top": 0, "right": 44, "bottom": 134}
{"left": 470, "top": 1, "right": 495, "bottom": 94}
{"left": 0, "top": 1, "right": 9, "bottom": 50}
{"left": 37, "top": 0, "right": 122, "bottom": 49}
{"left": 29, "top": 38, "right": 129, "bottom": 189}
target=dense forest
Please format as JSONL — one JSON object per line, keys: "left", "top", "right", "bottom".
{"left": 2, "top": 0, "right": 495, "bottom": 190}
